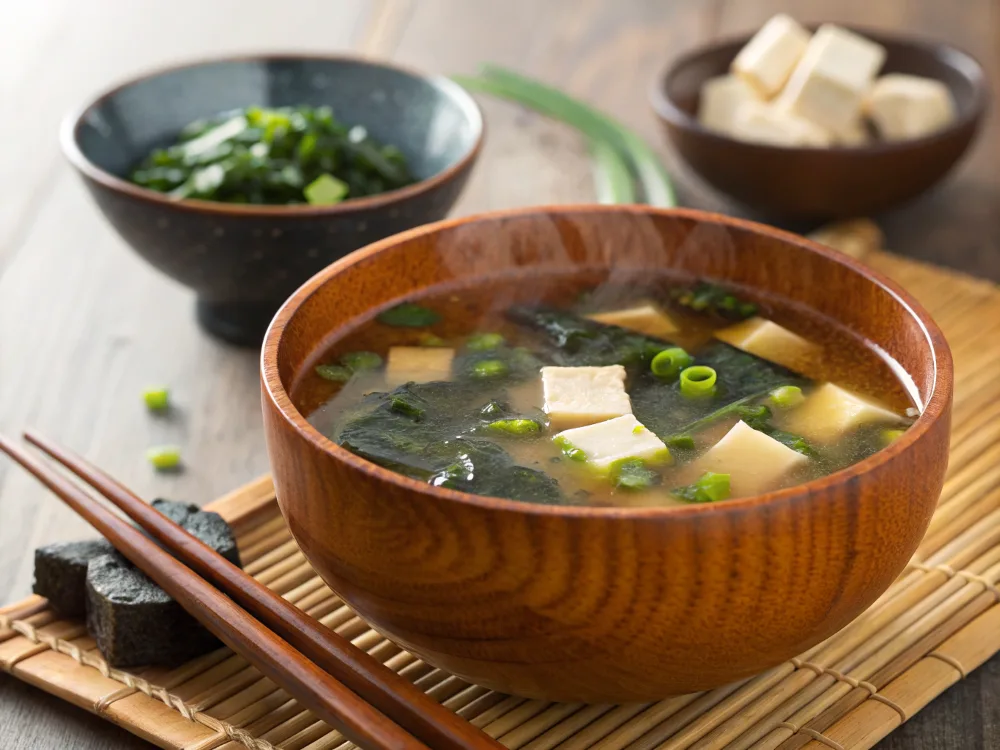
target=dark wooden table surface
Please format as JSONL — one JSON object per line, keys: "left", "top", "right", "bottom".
{"left": 1, "top": 0, "right": 997, "bottom": 747}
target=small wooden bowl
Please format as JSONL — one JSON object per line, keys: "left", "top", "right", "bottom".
{"left": 62, "top": 54, "right": 483, "bottom": 346}
{"left": 651, "top": 29, "right": 988, "bottom": 220}
{"left": 261, "top": 206, "right": 952, "bottom": 702}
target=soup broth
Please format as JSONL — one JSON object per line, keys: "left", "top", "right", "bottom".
{"left": 294, "top": 270, "right": 916, "bottom": 508}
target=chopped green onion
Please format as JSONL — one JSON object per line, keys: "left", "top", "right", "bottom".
{"left": 304, "top": 174, "right": 349, "bottom": 205}
{"left": 632, "top": 424, "right": 646, "bottom": 435}
{"left": 554, "top": 436, "right": 586, "bottom": 462}
{"left": 610, "top": 458, "right": 658, "bottom": 491}
{"left": 377, "top": 303, "right": 441, "bottom": 327}
{"left": 666, "top": 434, "right": 695, "bottom": 450}
{"left": 142, "top": 387, "right": 170, "bottom": 411}
{"left": 770, "top": 385, "right": 805, "bottom": 409}
{"left": 146, "top": 446, "right": 182, "bottom": 471}
{"left": 487, "top": 418, "right": 542, "bottom": 436}
{"left": 679, "top": 366, "right": 717, "bottom": 398}
{"left": 650, "top": 347, "right": 694, "bottom": 380}
{"left": 466, "top": 332, "right": 505, "bottom": 351}
{"left": 419, "top": 333, "right": 448, "bottom": 347}
{"left": 673, "top": 472, "right": 730, "bottom": 504}
{"left": 589, "top": 138, "right": 636, "bottom": 204}
{"left": 315, "top": 364, "right": 352, "bottom": 382}
{"left": 340, "top": 351, "right": 383, "bottom": 371}
{"left": 472, "top": 359, "right": 509, "bottom": 378}
{"left": 454, "top": 66, "right": 676, "bottom": 207}
{"left": 882, "top": 428, "right": 906, "bottom": 445}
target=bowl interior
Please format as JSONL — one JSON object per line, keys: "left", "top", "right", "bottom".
{"left": 72, "top": 56, "right": 482, "bottom": 183}
{"left": 660, "top": 29, "right": 985, "bottom": 142}
{"left": 269, "top": 206, "right": 945, "bottom": 498}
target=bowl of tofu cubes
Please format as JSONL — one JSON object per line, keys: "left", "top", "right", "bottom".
{"left": 651, "top": 14, "right": 988, "bottom": 219}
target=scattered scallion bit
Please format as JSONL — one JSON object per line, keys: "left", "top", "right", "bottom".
{"left": 340, "top": 351, "right": 383, "bottom": 371}
{"left": 419, "top": 333, "right": 448, "bottom": 347}
{"left": 672, "top": 282, "right": 757, "bottom": 320}
{"left": 882, "top": 428, "right": 906, "bottom": 445}
{"left": 471, "top": 359, "right": 509, "bottom": 378}
{"left": 673, "top": 472, "right": 730, "bottom": 503}
{"left": 130, "top": 105, "right": 414, "bottom": 205}
{"left": 666, "top": 434, "right": 695, "bottom": 450}
{"left": 315, "top": 364, "right": 352, "bottom": 382}
{"left": 466, "top": 332, "right": 506, "bottom": 351}
{"left": 610, "top": 458, "right": 659, "bottom": 491}
{"left": 304, "top": 174, "right": 349, "bottom": 205}
{"left": 377, "top": 303, "right": 441, "bottom": 327}
{"left": 769, "top": 385, "right": 805, "bottom": 409}
{"left": 650, "top": 347, "right": 694, "bottom": 380}
{"left": 487, "top": 418, "right": 542, "bottom": 436}
{"left": 632, "top": 424, "right": 646, "bottom": 435}
{"left": 146, "top": 446, "right": 182, "bottom": 471}
{"left": 589, "top": 138, "right": 636, "bottom": 204}
{"left": 553, "top": 436, "right": 586, "bottom": 462}
{"left": 679, "top": 366, "right": 717, "bottom": 398}
{"left": 142, "top": 387, "right": 170, "bottom": 411}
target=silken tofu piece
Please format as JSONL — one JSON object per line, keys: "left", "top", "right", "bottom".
{"left": 715, "top": 317, "right": 821, "bottom": 372}
{"left": 731, "top": 101, "right": 833, "bottom": 147}
{"left": 554, "top": 415, "right": 668, "bottom": 470}
{"left": 832, "top": 117, "right": 871, "bottom": 146}
{"left": 697, "top": 75, "right": 763, "bottom": 135}
{"left": 696, "top": 420, "right": 808, "bottom": 496}
{"left": 731, "top": 13, "right": 811, "bottom": 97}
{"left": 866, "top": 74, "right": 956, "bottom": 141}
{"left": 541, "top": 365, "right": 631, "bottom": 430}
{"left": 586, "top": 303, "right": 679, "bottom": 338}
{"left": 784, "top": 383, "right": 906, "bottom": 444}
{"left": 779, "top": 25, "right": 886, "bottom": 133}
{"left": 385, "top": 346, "right": 454, "bottom": 387}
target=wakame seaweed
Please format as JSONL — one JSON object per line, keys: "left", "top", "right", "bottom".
{"left": 336, "top": 381, "right": 562, "bottom": 504}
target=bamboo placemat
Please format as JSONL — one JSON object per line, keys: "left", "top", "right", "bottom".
{"left": 3, "top": 230, "right": 1000, "bottom": 750}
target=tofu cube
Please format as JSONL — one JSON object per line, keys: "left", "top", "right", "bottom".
{"left": 832, "top": 117, "right": 872, "bottom": 146}
{"left": 697, "top": 74, "right": 764, "bottom": 135}
{"left": 542, "top": 365, "right": 632, "bottom": 430}
{"left": 779, "top": 24, "right": 886, "bottom": 133}
{"left": 554, "top": 415, "right": 668, "bottom": 470}
{"left": 732, "top": 14, "right": 811, "bottom": 97}
{"left": 784, "top": 383, "right": 906, "bottom": 444}
{"left": 715, "top": 317, "right": 821, "bottom": 372}
{"left": 586, "top": 303, "right": 679, "bottom": 339}
{"left": 732, "top": 101, "right": 833, "bottom": 147}
{"left": 696, "top": 420, "right": 808, "bottom": 496}
{"left": 385, "top": 347, "right": 454, "bottom": 387}
{"left": 866, "top": 74, "right": 956, "bottom": 141}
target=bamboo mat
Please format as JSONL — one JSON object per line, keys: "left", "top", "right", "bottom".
{"left": 3, "top": 233, "right": 1000, "bottom": 750}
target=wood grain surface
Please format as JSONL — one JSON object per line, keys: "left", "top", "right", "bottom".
{"left": 0, "top": 0, "right": 997, "bottom": 747}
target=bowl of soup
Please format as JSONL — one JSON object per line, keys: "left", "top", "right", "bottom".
{"left": 261, "top": 205, "right": 952, "bottom": 702}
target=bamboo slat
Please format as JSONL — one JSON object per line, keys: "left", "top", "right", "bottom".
{"left": 2, "top": 235, "right": 999, "bottom": 750}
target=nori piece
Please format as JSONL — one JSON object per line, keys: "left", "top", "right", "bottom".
{"left": 82, "top": 499, "right": 241, "bottom": 668}
{"left": 34, "top": 540, "right": 113, "bottom": 617}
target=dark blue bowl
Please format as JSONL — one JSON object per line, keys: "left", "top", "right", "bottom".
{"left": 62, "top": 54, "right": 484, "bottom": 345}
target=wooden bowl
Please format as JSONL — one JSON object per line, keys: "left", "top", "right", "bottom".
{"left": 650, "top": 29, "right": 988, "bottom": 220}
{"left": 62, "top": 54, "right": 483, "bottom": 346}
{"left": 261, "top": 206, "right": 952, "bottom": 702}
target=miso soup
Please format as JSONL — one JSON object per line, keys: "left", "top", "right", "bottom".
{"left": 293, "top": 270, "right": 916, "bottom": 508}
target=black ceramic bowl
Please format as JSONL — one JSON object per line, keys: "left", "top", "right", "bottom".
{"left": 63, "top": 54, "right": 484, "bottom": 345}
{"left": 650, "top": 29, "right": 987, "bottom": 220}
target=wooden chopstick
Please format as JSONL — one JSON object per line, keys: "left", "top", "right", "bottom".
{"left": 0, "top": 434, "right": 430, "bottom": 750}
{"left": 21, "top": 431, "right": 503, "bottom": 750}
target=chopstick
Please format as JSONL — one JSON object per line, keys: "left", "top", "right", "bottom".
{"left": 20, "top": 431, "right": 501, "bottom": 750}
{"left": 0, "top": 435, "right": 481, "bottom": 750}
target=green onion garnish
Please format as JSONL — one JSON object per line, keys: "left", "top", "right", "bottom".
{"left": 554, "top": 436, "right": 586, "bottom": 462}
{"left": 377, "top": 303, "right": 441, "bottom": 327}
{"left": 142, "top": 387, "right": 170, "bottom": 411}
{"left": 588, "top": 138, "right": 636, "bottom": 204}
{"left": 679, "top": 366, "right": 717, "bottom": 398}
{"left": 673, "top": 472, "right": 730, "bottom": 503}
{"left": 466, "top": 332, "right": 505, "bottom": 351}
{"left": 472, "top": 359, "right": 509, "bottom": 378}
{"left": 315, "top": 364, "right": 352, "bottom": 382}
{"left": 340, "top": 351, "right": 383, "bottom": 371}
{"left": 146, "top": 446, "right": 182, "bottom": 471}
{"left": 610, "top": 458, "right": 658, "bottom": 491}
{"left": 666, "top": 434, "right": 695, "bottom": 450}
{"left": 769, "top": 385, "right": 805, "bottom": 409}
{"left": 487, "top": 418, "right": 542, "bottom": 436}
{"left": 650, "top": 347, "right": 694, "bottom": 380}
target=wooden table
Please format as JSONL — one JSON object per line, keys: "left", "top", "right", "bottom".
{"left": 1, "top": 1, "right": 997, "bottom": 747}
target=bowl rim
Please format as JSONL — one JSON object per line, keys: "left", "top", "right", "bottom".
{"left": 60, "top": 52, "right": 485, "bottom": 217}
{"left": 649, "top": 25, "right": 989, "bottom": 155}
{"left": 261, "top": 204, "right": 953, "bottom": 519}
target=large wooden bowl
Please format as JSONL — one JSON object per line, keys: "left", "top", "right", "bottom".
{"left": 261, "top": 206, "right": 952, "bottom": 702}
